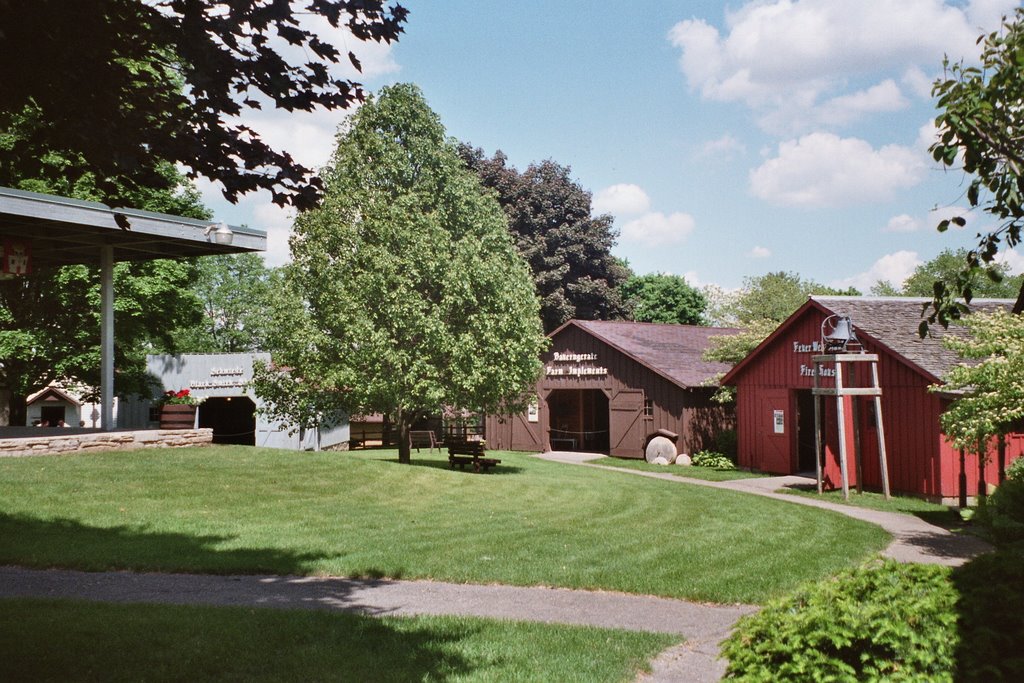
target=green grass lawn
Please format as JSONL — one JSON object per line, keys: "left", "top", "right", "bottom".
{"left": 0, "top": 446, "right": 890, "bottom": 604}
{"left": 586, "top": 456, "right": 769, "bottom": 481}
{"left": 0, "top": 598, "right": 675, "bottom": 683}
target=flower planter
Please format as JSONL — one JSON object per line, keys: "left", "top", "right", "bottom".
{"left": 160, "top": 404, "right": 197, "bottom": 430}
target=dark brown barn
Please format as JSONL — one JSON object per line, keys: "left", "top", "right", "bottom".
{"left": 485, "top": 320, "right": 737, "bottom": 458}
{"left": 721, "top": 296, "right": 1024, "bottom": 503}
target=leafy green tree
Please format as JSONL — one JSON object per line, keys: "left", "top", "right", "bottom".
{"left": 702, "top": 318, "right": 779, "bottom": 403}
{"left": 870, "top": 280, "right": 903, "bottom": 297}
{"left": 903, "top": 249, "right": 1022, "bottom": 299}
{"left": 727, "top": 271, "right": 860, "bottom": 325}
{"left": 169, "top": 254, "right": 277, "bottom": 353}
{"left": 936, "top": 309, "right": 1024, "bottom": 454}
{"left": 255, "top": 84, "right": 546, "bottom": 463}
{"left": 0, "top": 1, "right": 407, "bottom": 210}
{"left": 929, "top": 8, "right": 1024, "bottom": 326}
{"left": 620, "top": 273, "right": 706, "bottom": 325}
{"left": 458, "top": 146, "right": 630, "bottom": 332}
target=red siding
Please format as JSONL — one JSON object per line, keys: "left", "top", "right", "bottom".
{"left": 731, "top": 305, "right": 1024, "bottom": 500}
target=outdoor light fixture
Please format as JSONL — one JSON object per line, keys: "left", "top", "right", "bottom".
{"left": 204, "top": 222, "right": 234, "bottom": 246}
{"left": 821, "top": 314, "right": 861, "bottom": 353}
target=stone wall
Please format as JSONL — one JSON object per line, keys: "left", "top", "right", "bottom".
{"left": 0, "top": 428, "right": 214, "bottom": 457}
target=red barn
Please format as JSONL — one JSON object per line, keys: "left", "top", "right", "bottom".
{"left": 485, "top": 320, "right": 737, "bottom": 458}
{"left": 721, "top": 296, "right": 1024, "bottom": 503}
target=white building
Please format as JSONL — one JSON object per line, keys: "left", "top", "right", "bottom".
{"left": 121, "top": 352, "right": 348, "bottom": 450}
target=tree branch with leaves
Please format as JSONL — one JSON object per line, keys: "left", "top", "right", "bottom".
{"left": 928, "top": 8, "right": 1024, "bottom": 330}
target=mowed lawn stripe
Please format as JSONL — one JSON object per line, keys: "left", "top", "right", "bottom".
{"left": 0, "top": 446, "right": 889, "bottom": 604}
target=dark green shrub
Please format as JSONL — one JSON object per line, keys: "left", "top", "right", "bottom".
{"left": 715, "top": 428, "right": 738, "bottom": 459}
{"left": 1006, "top": 455, "right": 1024, "bottom": 481}
{"left": 976, "top": 456, "right": 1024, "bottom": 544}
{"left": 952, "top": 546, "right": 1024, "bottom": 682}
{"left": 722, "top": 560, "right": 957, "bottom": 682}
{"left": 691, "top": 450, "right": 735, "bottom": 470}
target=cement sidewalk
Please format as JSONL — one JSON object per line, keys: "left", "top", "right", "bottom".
{"left": 0, "top": 565, "right": 754, "bottom": 682}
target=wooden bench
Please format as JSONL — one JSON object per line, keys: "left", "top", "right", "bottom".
{"left": 409, "top": 430, "right": 438, "bottom": 453}
{"left": 447, "top": 439, "right": 501, "bottom": 473}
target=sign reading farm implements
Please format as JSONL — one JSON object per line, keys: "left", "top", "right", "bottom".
{"left": 545, "top": 351, "right": 608, "bottom": 378}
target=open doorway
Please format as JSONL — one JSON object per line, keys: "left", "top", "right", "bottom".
{"left": 546, "top": 389, "right": 609, "bottom": 452}
{"left": 199, "top": 396, "right": 256, "bottom": 445}
{"left": 796, "top": 390, "right": 818, "bottom": 473}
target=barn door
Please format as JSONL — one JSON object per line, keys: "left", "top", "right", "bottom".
{"left": 609, "top": 389, "right": 646, "bottom": 458}
{"left": 512, "top": 411, "right": 542, "bottom": 451}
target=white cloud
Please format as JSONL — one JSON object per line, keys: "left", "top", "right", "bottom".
{"left": 749, "top": 133, "right": 927, "bottom": 207}
{"left": 967, "top": 0, "right": 1022, "bottom": 28}
{"left": 668, "top": 0, "right": 1003, "bottom": 131}
{"left": 884, "top": 214, "right": 921, "bottom": 232}
{"left": 748, "top": 245, "right": 772, "bottom": 258}
{"left": 832, "top": 250, "right": 923, "bottom": 292}
{"left": 251, "top": 201, "right": 295, "bottom": 267}
{"left": 995, "top": 248, "right": 1024, "bottom": 275}
{"left": 593, "top": 183, "right": 651, "bottom": 217}
{"left": 620, "top": 212, "right": 696, "bottom": 247}
{"left": 697, "top": 134, "right": 747, "bottom": 159}
{"left": 902, "top": 65, "right": 935, "bottom": 99}
{"left": 814, "top": 80, "right": 909, "bottom": 127}
{"left": 916, "top": 119, "right": 941, "bottom": 153}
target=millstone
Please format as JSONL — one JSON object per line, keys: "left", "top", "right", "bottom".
{"left": 645, "top": 435, "right": 677, "bottom": 463}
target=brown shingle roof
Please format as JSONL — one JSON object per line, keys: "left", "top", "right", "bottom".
{"left": 811, "top": 296, "right": 1015, "bottom": 381}
{"left": 566, "top": 320, "right": 739, "bottom": 388}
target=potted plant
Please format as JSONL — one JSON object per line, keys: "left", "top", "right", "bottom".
{"left": 158, "top": 389, "right": 202, "bottom": 429}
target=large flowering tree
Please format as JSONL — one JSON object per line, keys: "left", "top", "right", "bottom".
{"left": 936, "top": 309, "right": 1024, "bottom": 454}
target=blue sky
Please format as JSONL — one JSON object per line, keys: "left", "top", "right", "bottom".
{"left": 201, "top": 0, "right": 1024, "bottom": 292}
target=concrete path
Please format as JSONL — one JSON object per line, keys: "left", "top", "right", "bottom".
{"left": 538, "top": 450, "right": 993, "bottom": 681}
{"left": 0, "top": 565, "right": 754, "bottom": 682}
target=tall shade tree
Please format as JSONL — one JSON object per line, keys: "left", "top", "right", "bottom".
{"left": 929, "top": 8, "right": 1024, "bottom": 328}
{"left": 725, "top": 271, "right": 860, "bottom": 326}
{"left": 934, "top": 309, "right": 1024, "bottom": 457}
{"left": 255, "top": 84, "right": 546, "bottom": 463}
{"left": 458, "top": 146, "right": 630, "bottom": 333}
{"left": 702, "top": 273, "right": 856, "bottom": 403}
{"left": 620, "top": 273, "right": 707, "bottom": 325}
{"left": 903, "top": 249, "right": 1023, "bottom": 299}
{"left": 169, "top": 254, "right": 278, "bottom": 353}
{"left": 0, "top": 1, "right": 407, "bottom": 210}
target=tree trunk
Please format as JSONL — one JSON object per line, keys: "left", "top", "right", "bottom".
{"left": 9, "top": 393, "right": 27, "bottom": 426}
{"left": 1014, "top": 282, "right": 1024, "bottom": 314}
{"left": 396, "top": 408, "right": 412, "bottom": 464}
{"left": 0, "top": 387, "right": 10, "bottom": 425}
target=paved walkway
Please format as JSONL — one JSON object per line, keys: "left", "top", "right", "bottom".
{"left": 537, "top": 451, "right": 993, "bottom": 681}
{"left": 0, "top": 565, "right": 754, "bottom": 682}
{"left": 1, "top": 451, "right": 992, "bottom": 682}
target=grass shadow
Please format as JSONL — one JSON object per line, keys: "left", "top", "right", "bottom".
{"left": 913, "top": 509, "right": 970, "bottom": 533}
{"left": 0, "top": 598, "right": 486, "bottom": 682}
{"left": 952, "top": 547, "right": 1024, "bottom": 682}
{"left": 369, "top": 455, "right": 526, "bottom": 476}
{"left": 0, "top": 512, "right": 331, "bottom": 575}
